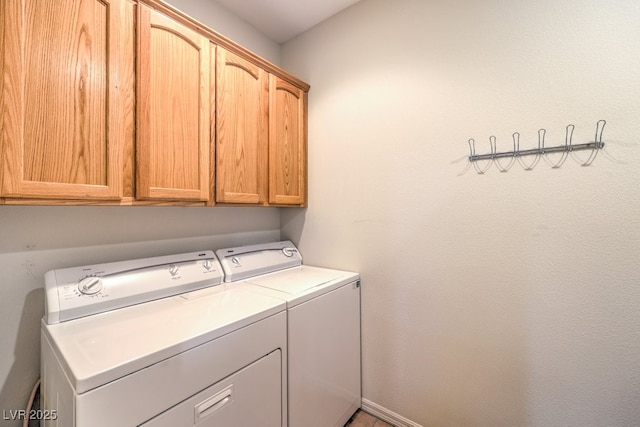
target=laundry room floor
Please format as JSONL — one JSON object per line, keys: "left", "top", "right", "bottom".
{"left": 345, "top": 410, "right": 394, "bottom": 427}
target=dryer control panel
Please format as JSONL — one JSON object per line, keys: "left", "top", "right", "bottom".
{"left": 44, "top": 251, "right": 223, "bottom": 324}
{"left": 216, "top": 241, "right": 302, "bottom": 282}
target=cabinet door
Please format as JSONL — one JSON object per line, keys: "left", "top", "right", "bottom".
{"left": 269, "top": 76, "right": 307, "bottom": 205}
{"left": 1, "top": 0, "right": 133, "bottom": 200}
{"left": 137, "top": 5, "right": 210, "bottom": 201}
{"left": 216, "top": 48, "right": 268, "bottom": 204}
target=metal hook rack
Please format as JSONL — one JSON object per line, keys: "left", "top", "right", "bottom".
{"left": 467, "top": 120, "right": 606, "bottom": 173}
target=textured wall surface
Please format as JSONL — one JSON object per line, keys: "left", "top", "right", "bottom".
{"left": 281, "top": 0, "right": 640, "bottom": 425}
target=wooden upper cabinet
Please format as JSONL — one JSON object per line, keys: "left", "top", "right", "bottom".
{"left": 216, "top": 48, "right": 268, "bottom": 204}
{"left": 136, "top": 5, "right": 211, "bottom": 202}
{"left": 269, "top": 75, "right": 307, "bottom": 206}
{"left": 0, "top": 0, "right": 134, "bottom": 200}
{"left": 1, "top": 0, "right": 308, "bottom": 206}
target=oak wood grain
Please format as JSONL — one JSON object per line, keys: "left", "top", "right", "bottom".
{"left": 0, "top": 197, "right": 207, "bottom": 206}
{"left": 136, "top": 5, "right": 210, "bottom": 201}
{"left": 1, "top": 0, "right": 132, "bottom": 199}
{"left": 1, "top": 0, "right": 309, "bottom": 207}
{"left": 208, "top": 42, "right": 217, "bottom": 206}
{"left": 269, "top": 75, "right": 307, "bottom": 206}
{"left": 215, "top": 47, "right": 268, "bottom": 204}
{"left": 142, "top": 0, "right": 309, "bottom": 92}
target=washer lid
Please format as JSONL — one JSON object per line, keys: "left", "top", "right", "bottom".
{"left": 244, "top": 266, "right": 359, "bottom": 307}
{"left": 42, "top": 285, "right": 285, "bottom": 394}
{"left": 245, "top": 266, "right": 344, "bottom": 293}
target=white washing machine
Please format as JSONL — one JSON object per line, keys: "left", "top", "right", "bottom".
{"left": 216, "top": 241, "right": 361, "bottom": 427}
{"left": 41, "top": 250, "right": 288, "bottom": 427}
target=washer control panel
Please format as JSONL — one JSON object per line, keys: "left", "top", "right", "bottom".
{"left": 44, "top": 251, "right": 223, "bottom": 324}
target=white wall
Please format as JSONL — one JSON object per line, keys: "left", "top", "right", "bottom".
{"left": 163, "top": 0, "right": 281, "bottom": 64}
{"left": 281, "top": 0, "right": 640, "bottom": 425}
{"left": 0, "top": 2, "right": 282, "bottom": 424}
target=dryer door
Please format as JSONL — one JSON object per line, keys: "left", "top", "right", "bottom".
{"left": 140, "top": 349, "right": 282, "bottom": 426}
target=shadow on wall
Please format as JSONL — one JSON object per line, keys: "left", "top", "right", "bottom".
{"left": 280, "top": 208, "right": 307, "bottom": 245}
{"left": 0, "top": 288, "right": 43, "bottom": 417}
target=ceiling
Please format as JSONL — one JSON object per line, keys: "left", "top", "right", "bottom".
{"left": 213, "top": 0, "right": 361, "bottom": 43}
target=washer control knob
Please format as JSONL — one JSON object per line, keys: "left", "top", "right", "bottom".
{"left": 231, "top": 256, "right": 241, "bottom": 266}
{"left": 169, "top": 264, "right": 179, "bottom": 276}
{"left": 282, "top": 247, "right": 297, "bottom": 257}
{"left": 203, "top": 259, "right": 213, "bottom": 270}
{"left": 78, "top": 277, "right": 103, "bottom": 295}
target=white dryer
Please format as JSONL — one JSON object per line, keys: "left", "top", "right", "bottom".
{"left": 216, "top": 241, "right": 361, "bottom": 427}
{"left": 41, "top": 250, "right": 288, "bottom": 427}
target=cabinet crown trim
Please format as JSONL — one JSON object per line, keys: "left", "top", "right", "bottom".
{"left": 142, "top": 0, "right": 310, "bottom": 92}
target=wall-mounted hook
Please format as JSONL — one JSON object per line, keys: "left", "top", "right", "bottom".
{"left": 515, "top": 130, "right": 544, "bottom": 171}
{"left": 580, "top": 120, "right": 606, "bottom": 166}
{"left": 468, "top": 138, "right": 476, "bottom": 158}
{"left": 544, "top": 124, "right": 573, "bottom": 168}
{"left": 468, "top": 138, "right": 492, "bottom": 174}
{"left": 595, "top": 119, "right": 606, "bottom": 145}
{"left": 489, "top": 135, "right": 497, "bottom": 156}
{"left": 493, "top": 135, "right": 516, "bottom": 172}
{"left": 465, "top": 120, "right": 606, "bottom": 173}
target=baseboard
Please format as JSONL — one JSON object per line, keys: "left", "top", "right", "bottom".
{"left": 361, "top": 398, "right": 423, "bottom": 427}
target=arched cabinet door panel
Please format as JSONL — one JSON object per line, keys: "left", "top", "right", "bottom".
{"left": 215, "top": 48, "right": 268, "bottom": 204}
{"left": 136, "top": 4, "right": 211, "bottom": 202}
{"left": 269, "top": 75, "right": 306, "bottom": 206}
{"left": 1, "top": 0, "right": 134, "bottom": 200}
